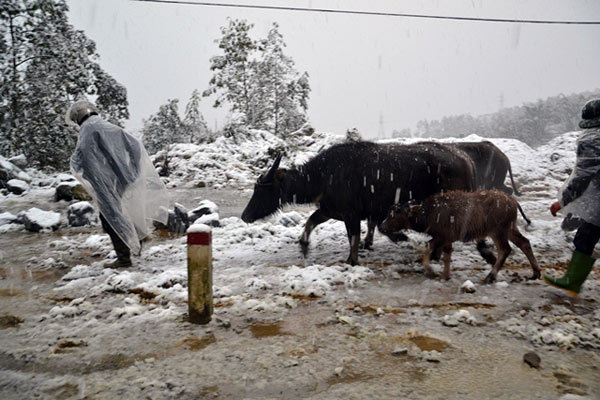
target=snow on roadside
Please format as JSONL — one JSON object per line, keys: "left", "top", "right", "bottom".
{"left": 3, "top": 129, "right": 599, "bottom": 354}
{"left": 151, "top": 128, "right": 344, "bottom": 189}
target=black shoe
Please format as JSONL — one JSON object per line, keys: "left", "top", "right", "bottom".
{"left": 103, "top": 258, "right": 133, "bottom": 269}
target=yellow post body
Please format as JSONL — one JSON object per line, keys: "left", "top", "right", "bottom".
{"left": 187, "top": 226, "right": 213, "bottom": 324}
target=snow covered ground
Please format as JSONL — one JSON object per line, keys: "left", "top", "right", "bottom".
{"left": 1, "top": 130, "right": 599, "bottom": 399}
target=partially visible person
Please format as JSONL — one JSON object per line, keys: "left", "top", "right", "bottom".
{"left": 67, "top": 100, "right": 170, "bottom": 268}
{"left": 545, "top": 99, "right": 600, "bottom": 296}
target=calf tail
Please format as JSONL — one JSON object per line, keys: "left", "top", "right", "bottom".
{"left": 517, "top": 202, "right": 531, "bottom": 225}
{"left": 508, "top": 163, "right": 522, "bottom": 196}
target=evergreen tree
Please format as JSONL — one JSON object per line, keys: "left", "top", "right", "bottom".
{"left": 183, "top": 89, "right": 209, "bottom": 143}
{"left": 204, "top": 19, "right": 310, "bottom": 138}
{"left": 408, "top": 90, "right": 600, "bottom": 146}
{"left": 203, "top": 18, "right": 258, "bottom": 125}
{"left": 141, "top": 99, "right": 185, "bottom": 154}
{"left": 0, "top": 0, "right": 129, "bottom": 169}
{"left": 257, "top": 23, "right": 310, "bottom": 137}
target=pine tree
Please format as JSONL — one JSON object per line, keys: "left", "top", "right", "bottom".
{"left": 0, "top": 0, "right": 129, "bottom": 169}
{"left": 204, "top": 19, "right": 310, "bottom": 138}
{"left": 203, "top": 18, "right": 258, "bottom": 126}
{"left": 183, "top": 89, "right": 209, "bottom": 143}
{"left": 141, "top": 99, "right": 185, "bottom": 155}
{"left": 257, "top": 23, "right": 310, "bottom": 137}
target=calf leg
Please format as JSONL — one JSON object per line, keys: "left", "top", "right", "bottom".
{"left": 442, "top": 244, "right": 453, "bottom": 281}
{"left": 361, "top": 219, "right": 377, "bottom": 250}
{"left": 424, "top": 239, "right": 442, "bottom": 279}
{"left": 484, "top": 236, "right": 512, "bottom": 284}
{"left": 344, "top": 218, "right": 361, "bottom": 266}
{"left": 299, "top": 209, "right": 330, "bottom": 256}
{"left": 509, "top": 228, "right": 541, "bottom": 280}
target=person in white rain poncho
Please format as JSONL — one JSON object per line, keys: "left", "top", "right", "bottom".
{"left": 67, "top": 100, "right": 170, "bottom": 268}
{"left": 545, "top": 99, "right": 600, "bottom": 296}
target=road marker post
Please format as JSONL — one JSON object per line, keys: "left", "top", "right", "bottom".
{"left": 187, "top": 224, "right": 213, "bottom": 324}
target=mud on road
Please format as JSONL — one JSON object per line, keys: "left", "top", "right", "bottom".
{"left": 1, "top": 187, "right": 599, "bottom": 399}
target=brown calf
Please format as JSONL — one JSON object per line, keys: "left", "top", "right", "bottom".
{"left": 379, "top": 190, "right": 541, "bottom": 283}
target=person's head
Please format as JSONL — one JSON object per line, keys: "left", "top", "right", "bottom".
{"left": 65, "top": 100, "right": 99, "bottom": 127}
{"left": 579, "top": 99, "right": 600, "bottom": 129}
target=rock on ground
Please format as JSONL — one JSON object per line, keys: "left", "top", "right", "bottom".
{"left": 18, "top": 207, "right": 61, "bottom": 232}
{"left": 6, "top": 179, "right": 29, "bottom": 195}
{"left": 0, "top": 155, "right": 31, "bottom": 184}
{"left": 55, "top": 182, "right": 91, "bottom": 202}
{"left": 188, "top": 200, "right": 219, "bottom": 223}
{"left": 8, "top": 154, "right": 27, "bottom": 169}
{"left": 0, "top": 212, "right": 18, "bottom": 226}
{"left": 67, "top": 201, "right": 97, "bottom": 227}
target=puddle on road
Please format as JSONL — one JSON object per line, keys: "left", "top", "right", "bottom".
{"left": 407, "top": 335, "right": 450, "bottom": 352}
{"left": 177, "top": 334, "right": 217, "bottom": 351}
{"left": 250, "top": 322, "right": 291, "bottom": 338}
{"left": 326, "top": 371, "right": 375, "bottom": 388}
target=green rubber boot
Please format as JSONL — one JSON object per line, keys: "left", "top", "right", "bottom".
{"left": 543, "top": 250, "right": 595, "bottom": 296}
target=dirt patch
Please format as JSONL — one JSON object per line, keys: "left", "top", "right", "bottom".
{"left": 250, "top": 322, "right": 291, "bottom": 338}
{"left": 214, "top": 300, "right": 234, "bottom": 308}
{"left": 196, "top": 385, "right": 219, "bottom": 398}
{"left": 326, "top": 371, "right": 375, "bottom": 388}
{"left": 82, "top": 353, "right": 155, "bottom": 374}
{"left": 43, "top": 382, "right": 80, "bottom": 400}
{"left": 553, "top": 371, "right": 590, "bottom": 396}
{"left": 0, "top": 288, "right": 26, "bottom": 297}
{"left": 287, "top": 293, "right": 320, "bottom": 301}
{"left": 0, "top": 314, "right": 24, "bottom": 328}
{"left": 407, "top": 335, "right": 450, "bottom": 352}
{"left": 347, "top": 303, "right": 406, "bottom": 315}
{"left": 408, "top": 302, "right": 496, "bottom": 310}
{"left": 53, "top": 339, "right": 87, "bottom": 354}
{"left": 128, "top": 287, "right": 157, "bottom": 302}
{"left": 177, "top": 334, "right": 217, "bottom": 351}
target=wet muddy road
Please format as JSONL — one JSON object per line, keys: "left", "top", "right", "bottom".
{"left": 1, "top": 187, "right": 599, "bottom": 399}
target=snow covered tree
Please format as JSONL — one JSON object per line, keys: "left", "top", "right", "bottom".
{"left": 256, "top": 23, "right": 310, "bottom": 137}
{"left": 203, "top": 19, "right": 259, "bottom": 126}
{"left": 204, "top": 19, "right": 310, "bottom": 138}
{"left": 141, "top": 99, "right": 185, "bottom": 155}
{"left": 0, "top": 0, "right": 129, "bottom": 169}
{"left": 183, "top": 89, "right": 210, "bottom": 143}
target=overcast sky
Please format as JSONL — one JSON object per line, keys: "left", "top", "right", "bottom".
{"left": 66, "top": 0, "right": 600, "bottom": 138}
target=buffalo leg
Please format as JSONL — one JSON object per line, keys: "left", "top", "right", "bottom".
{"left": 509, "top": 228, "right": 541, "bottom": 280}
{"left": 299, "top": 209, "right": 330, "bottom": 256}
{"left": 344, "top": 218, "right": 361, "bottom": 266}
{"left": 361, "top": 219, "right": 377, "bottom": 250}
{"left": 484, "top": 236, "right": 512, "bottom": 284}
{"left": 442, "top": 243, "right": 453, "bottom": 281}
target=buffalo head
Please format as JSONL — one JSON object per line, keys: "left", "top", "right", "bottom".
{"left": 241, "top": 154, "right": 285, "bottom": 223}
{"left": 379, "top": 203, "right": 421, "bottom": 237}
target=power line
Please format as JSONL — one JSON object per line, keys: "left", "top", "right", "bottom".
{"left": 131, "top": 0, "right": 600, "bottom": 25}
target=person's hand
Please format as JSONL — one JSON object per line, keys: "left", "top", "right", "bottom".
{"left": 550, "top": 201, "right": 561, "bottom": 216}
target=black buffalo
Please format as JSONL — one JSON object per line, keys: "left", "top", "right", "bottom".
{"left": 450, "top": 141, "right": 521, "bottom": 196}
{"left": 241, "top": 141, "right": 475, "bottom": 265}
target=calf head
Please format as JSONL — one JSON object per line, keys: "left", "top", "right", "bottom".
{"left": 379, "top": 203, "right": 420, "bottom": 235}
{"left": 241, "top": 154, "right": 286, "bottom": 223}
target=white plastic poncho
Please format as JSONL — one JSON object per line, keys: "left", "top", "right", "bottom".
{"left": 70, "top": 115, "right": 170, "bottom": 255}
{"left": 558, "top": 127, "right": 600, "bottom": 227}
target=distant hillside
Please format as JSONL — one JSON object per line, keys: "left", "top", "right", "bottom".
{"left": 393, "top": 90, "right": 600, "bottom": 146}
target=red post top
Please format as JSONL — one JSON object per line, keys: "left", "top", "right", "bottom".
{"left": 187, "top": 231, "right": 211, "bottom": 246}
